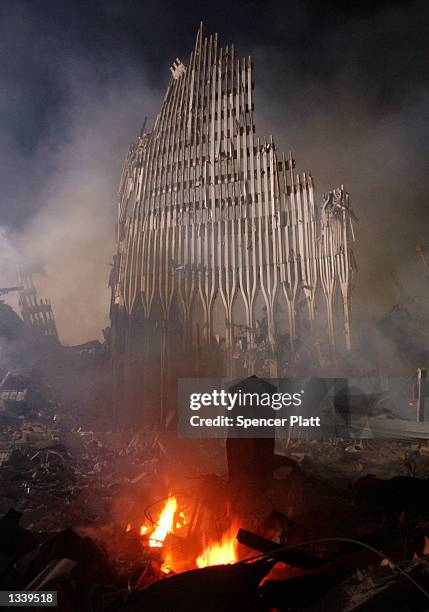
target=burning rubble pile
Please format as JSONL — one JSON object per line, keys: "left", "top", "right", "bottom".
{"left": 2, "top": 402, "right": 429, "bottom": 611}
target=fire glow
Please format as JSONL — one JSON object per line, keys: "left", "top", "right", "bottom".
{"left": 132, "top": 495, "right": 239, "bottom": 571}
{"left": 148, "top": 496, "right": 177, "bottom": 547}
{"left": 196, "top": 524, "right": 238, "bottom": 568}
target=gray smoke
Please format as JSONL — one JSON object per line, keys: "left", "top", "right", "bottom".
{"left": 251, "top": 2, "right": 429, "bottom": 326}
{"left": 0, "top": 4, "right": 160, "bottom": 344}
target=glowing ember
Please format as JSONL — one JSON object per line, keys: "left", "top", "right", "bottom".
{"left": 125, "top": 523, "right": 131, "bottom": 533}
{"left": 175, "top": 510, "right": 188, "bottom": 531}
{"left": 140, "top": 524, "right": 149, "bottom": 536}
{"left": 149, "top": 496, "right": 177, "bottom": 548}
{"left": 196, "top": 525, "right": 238, "bottom": 568}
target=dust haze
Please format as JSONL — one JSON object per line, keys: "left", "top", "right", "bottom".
{"left": 0, "top": 3, "right": 160, "bottom": 344}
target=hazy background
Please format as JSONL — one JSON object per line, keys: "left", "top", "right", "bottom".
{"left": 0, "top": 0, "right": 427, "bottom": 345}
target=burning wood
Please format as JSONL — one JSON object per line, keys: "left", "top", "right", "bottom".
{"left": 129, "top": 495, "right": 240, "bottom": 573}
{"left": 196, "top": 523, "right": 239, "bottom": 568}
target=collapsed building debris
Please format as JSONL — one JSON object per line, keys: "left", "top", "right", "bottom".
{"left": 0, "top": 285, "right": 24, "bottom": 302}
{"left": 2, "top": 429, "right": 429, "bottom": 610}
{"left": 18, "top": 272, "right": 59, "bottom": 342}
{"left": 0, "top": 313, "right": 428, "bottom": 609}
{"left": 379, "top": 267, "right": 429, "bottom": 369}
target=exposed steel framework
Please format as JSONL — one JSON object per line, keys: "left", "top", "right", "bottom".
{"left": 18, "top": 273, "right": 59, "bottom": 341}
{"left": 109, "top": 25, "right": 356, "bottom": 418}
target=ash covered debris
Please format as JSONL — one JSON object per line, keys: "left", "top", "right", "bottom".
{"left": 1, "top": 267, "right": 429, "bottom": 611}
{"left": 0, "top": 287, "right": 116, "bottom": 427}
{"left": 2, "top": 396, "right": 429, "bottom": 612}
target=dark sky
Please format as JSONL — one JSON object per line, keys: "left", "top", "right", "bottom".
{"left": 0, "top": 0, "right": 428, "bottom": 343}
{"left": 2, "top": 0, "right": 427, "bottom": 201}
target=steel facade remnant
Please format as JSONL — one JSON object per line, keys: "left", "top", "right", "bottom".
{"left": 109, "top": 24, "right": 356, "bottom": 413}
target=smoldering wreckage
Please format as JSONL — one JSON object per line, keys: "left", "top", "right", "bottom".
{"left": 1, "top": 25, "right": 429, "bottom": 612}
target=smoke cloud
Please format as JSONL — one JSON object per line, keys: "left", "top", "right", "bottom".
{"left": 17, "top": 75, "right": 160, "bottom": 345}
{"left": 250, "top": 2, "right": 429, "bottom": 327}
{"left": 0, "top": 3, "right": 160, "bottom": 344}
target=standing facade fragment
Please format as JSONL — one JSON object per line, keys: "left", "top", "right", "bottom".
{"left": 109, "top": 25, "right": 356, "bottom": 421}
{"left": 19, "top": 273, "right": 59, "bottom": 342}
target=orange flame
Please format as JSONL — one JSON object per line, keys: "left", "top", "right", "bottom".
{"left": 130, "top": 496, "right": 239, "bottom": 574}
{"left": 196, "top": 525, "right": 238, "bottom": 568}
{"left": 149, "top": 496, "right": 177, "bottom": 548}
